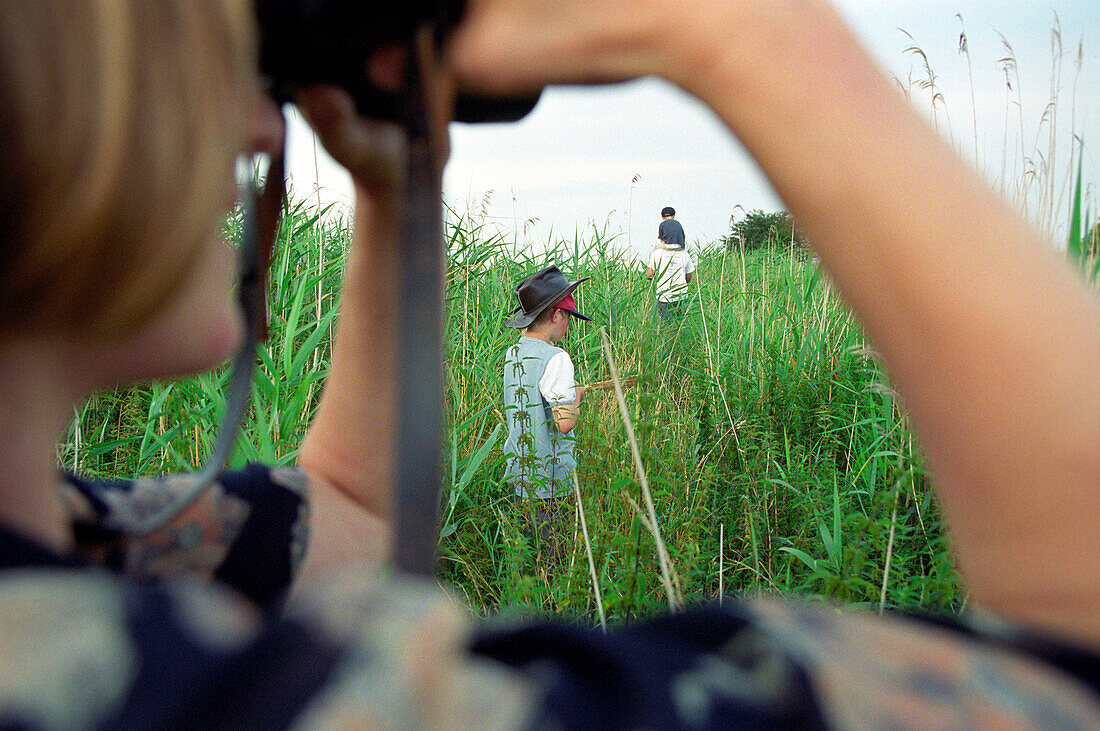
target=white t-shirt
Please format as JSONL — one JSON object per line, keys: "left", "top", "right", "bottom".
{"left": 539, "top": 351, "right": 576, "bottom": 405}
{"left": 648, "top": 246, "right": 696, "bottom": 303}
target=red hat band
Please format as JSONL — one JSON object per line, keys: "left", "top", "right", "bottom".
{"left": 555, "top": 293, "right": 577, "bottom": 311}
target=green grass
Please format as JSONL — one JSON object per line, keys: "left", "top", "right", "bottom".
{"left": 58, "top": 17, "right": 1096, "bottom": 627}
{"left": 62, "top": 200, "right": 960, "bottom": 624}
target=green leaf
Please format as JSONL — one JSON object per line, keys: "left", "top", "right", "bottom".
{"left": 456, "top": 424, "right": 503, "bottom": 494}
{"left": 281, "top": 274, "right": 312, "bottom": 374}
{"left": 288, "top": 309, "right": 335, "bottom": 376}
{"left": 779, "top": 546, "right": 821, "bottom": 574}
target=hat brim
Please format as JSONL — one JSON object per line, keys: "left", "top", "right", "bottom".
{"left": 558, "top": 308, "right": 591, "bottom": 322}
{"left": 504, "top": 277, "right": 590, "bottom": 328}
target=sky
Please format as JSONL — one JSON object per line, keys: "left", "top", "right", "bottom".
{"left": 282, "top": 1, "right": 1100, "bottom": 259}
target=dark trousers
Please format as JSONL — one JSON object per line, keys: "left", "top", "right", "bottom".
{"left": 657, "top": 299, "right": 686, "bottom": 321}
{"left": 514, "top": 495, "right": 573, "bottom": 570}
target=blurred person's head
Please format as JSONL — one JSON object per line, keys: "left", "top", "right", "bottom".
{"left": 0, "top": 0, "right": 255, "bottom": 369}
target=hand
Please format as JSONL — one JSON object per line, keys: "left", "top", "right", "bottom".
{"left": 295, "top": 30, "right": 455, "bottom": 199}
{"left": 247, "top": 87, "right": 286, "bottom": 158}
{"left": 447, "top": 0, "right": 743, "bottom": 96}
{"left": 295, "top": 85, "right": 407, "bottom": 198}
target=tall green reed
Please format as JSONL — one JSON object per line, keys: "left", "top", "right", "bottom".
{"left": 59, "top": 201, "right": 959, "bottom": 623}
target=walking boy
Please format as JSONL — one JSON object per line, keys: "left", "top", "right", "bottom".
{"left": 647, "top": 207, "right": 696, "bottom": 321}
{"left": 502, "top": 265, "right": 591, "bottom": 562}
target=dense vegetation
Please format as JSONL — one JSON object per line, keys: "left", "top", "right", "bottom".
{"left": 58, "top": 18, "right": 1097, "bottom": 630}
{"left": 723, "top": 209, "right": 804, "bottom": 253}
{"left": 62, "top": 199, "right": 962, "bottom": 624}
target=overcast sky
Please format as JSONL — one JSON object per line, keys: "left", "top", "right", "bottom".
{"left": 284, "top": 1, "right": 1099, "bottom": 258}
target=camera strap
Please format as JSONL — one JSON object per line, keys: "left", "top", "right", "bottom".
{"left": 121, "top": 150, "right": 286, "bottom": 535}
{"left": 392, "top": 36, "right": 445, "bottom": 577}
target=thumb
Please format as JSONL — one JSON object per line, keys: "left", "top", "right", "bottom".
{"left": 295, "top": 85, "right": 407, "bottom": 193}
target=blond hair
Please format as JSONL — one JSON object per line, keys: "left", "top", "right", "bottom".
{"left": 0, "top": 0, "right": 255, "bottom": 340}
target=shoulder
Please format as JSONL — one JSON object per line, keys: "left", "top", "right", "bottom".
{"left": 543, "top": 342, "right": 572, "bottom": 362}
{"left": 471, "top": 598, "right": 1100, "bottom": 727}
{"left": 66, "top": 464, "right": 307, "bottom": 532}
{"left": 740, "top": 598, "right": 1100, "bottom": 726}
{"left": 529, "top": 338, "right": 566, "bottom": 360}
{"left": 65, "top": 465, "right": 310, "bottom": 608}
{"left": 281, "top": 573, "right": 536, "bottom": 727}
{"left": 540, "top": 347, "right": 572, "bottom": 372}
{"left": 545, "top": 348, "right": 572, "bottom": 369}
{"left": 539, "top": 351, "right": 575, "bottom": 400}
{"left": 0, "top": 567, "right": 533, "bottom": 728}
{"left": 0, "top": 566, "right": 268, "bottom": 728}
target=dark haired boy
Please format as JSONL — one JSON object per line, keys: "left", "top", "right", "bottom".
{"left": 648, "top": 207, "right": 695, "bottom": 320}
{"left": 502, "top": 265, "right": 591, "bottom": 563}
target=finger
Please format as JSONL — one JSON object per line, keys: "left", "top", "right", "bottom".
{"left": 295, "top": 85, "right": 406, "bottom": 192}
{"left": 248, "top": 88, "right": 285, "bottom": 156}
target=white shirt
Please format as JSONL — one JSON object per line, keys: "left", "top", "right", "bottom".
{"left": 539, "top": 351, "right": 576, "bottom": 405}
{"left": 648, "top": 246, "right": 696, "bottom": 302}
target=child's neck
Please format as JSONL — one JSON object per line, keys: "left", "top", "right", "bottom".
{"left": 521, "top": 328, "right": 552, "bottom": 344}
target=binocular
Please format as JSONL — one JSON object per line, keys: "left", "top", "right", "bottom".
{"left": 256, "top": 0, "right": 540, "bottom": 125}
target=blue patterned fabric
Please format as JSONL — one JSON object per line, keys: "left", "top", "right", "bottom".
{"left": 474, "top": 601, "right": 1100, "bottom": 728}
{"left": 0, "top": 466, "right": 1096, "bottom": 728}
{"left": 1, "top": 466, "right": 530, "bottom": 728}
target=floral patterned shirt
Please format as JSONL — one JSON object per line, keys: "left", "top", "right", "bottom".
{"left": 0, "top": 465, "right": 1095, "bottom": 728}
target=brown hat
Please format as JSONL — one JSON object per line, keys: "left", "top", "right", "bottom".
{"left": 504, "top": 265, "right": 591, "bottom": 328}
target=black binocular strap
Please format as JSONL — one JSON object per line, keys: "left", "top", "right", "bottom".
{"left": 392, "top": 43, "right": 444, "bottom": 578}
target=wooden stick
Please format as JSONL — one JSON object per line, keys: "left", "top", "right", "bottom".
{"left": 579, "top": 376, "right": 637, "bottom": 392}
{"left": 719, "top": 523, "right": 724, "bottom": 606}
{"left": 879, "top": 484, "right": 900, "bottom": 615}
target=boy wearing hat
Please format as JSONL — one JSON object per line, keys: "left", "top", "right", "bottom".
{"left": 503, "top": 265, "right": 591, "bottom": 561}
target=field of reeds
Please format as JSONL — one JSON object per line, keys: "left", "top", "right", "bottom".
{"left": 61, "top": 199, "right": 964, "bottom": 623}
{"left": 440, "top": 219, "right": 961, "bottom": 621}
{"left": 62, "top": 174, "right": 1099, "bottom": 622}
{"left": 60, "top": 19, "right": 1096, "bottom": 625}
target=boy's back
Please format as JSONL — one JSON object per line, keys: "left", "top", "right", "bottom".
{"left": 503, "top": 335, "right": 576, "bottom": 499}
{"left": 648, "top": 246, "right": 695, "bottom": 304}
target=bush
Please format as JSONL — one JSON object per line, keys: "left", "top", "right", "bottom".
{"left": 724, "top": 209, "right": 804, "bottom": 252}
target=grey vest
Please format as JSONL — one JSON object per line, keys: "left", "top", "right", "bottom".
{"left": 503, "top": 336, "right": 576, "bottom": 498}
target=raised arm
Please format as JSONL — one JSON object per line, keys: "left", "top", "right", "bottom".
{"left": 290, "top": 39, "right": 453, "bottom": 590}
{"left": 451, "top": 0, "right": 1100, "bottom": 649}
{"left": 702, "top": 6, "right": 1100, "bottom": 648}
{"left": 294, "top": 176, "right": 400, "bottom": 587}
